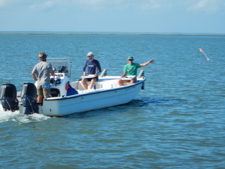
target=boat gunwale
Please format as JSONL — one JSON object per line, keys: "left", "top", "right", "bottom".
{"left": 44, "top": 78, "right": 146, "bottom": 101}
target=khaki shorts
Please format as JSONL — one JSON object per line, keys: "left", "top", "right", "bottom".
{"left": 37, "top": 85, "right": 50, "bottom": 97}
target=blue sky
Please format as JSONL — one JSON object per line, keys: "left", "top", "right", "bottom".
{"left": 0, "top": 0, "right": 225, "bottom": 34}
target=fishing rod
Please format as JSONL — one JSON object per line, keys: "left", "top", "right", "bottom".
{"left": 199, "top": 48, "right": 210, "bottom": 61}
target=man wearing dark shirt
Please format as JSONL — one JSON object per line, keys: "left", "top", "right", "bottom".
{"left": 82, "top": 52, "right": 102, "bottom": 90}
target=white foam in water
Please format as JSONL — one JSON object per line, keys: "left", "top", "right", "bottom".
{"left": 0, "top": 110, "right": 50, "bottom": 124}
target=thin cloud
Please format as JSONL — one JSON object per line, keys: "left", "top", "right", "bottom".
{"left": 29, "top": 0, "right": 56, "bottom": 10}
{"left": 0, "top": 0, "right": 60, "bottom": 9}
{"left": 0, "top": 0, "right": 6, "bottom": 7}
{"left": 137, "top": 0, "right": 224, "bottom": 13}
{"left": 1, "top": 0, "right": 224, "bottom": 14}
{"left": 72, "top": 0, "right": 133, "bottom": 10}
{"left": 0, "top": 0, "right": 17, "bottom": 7}
{"left": 0, "top": 0, "right": 35, "bottom": 8}
{"left": 43, "top": 1, "right": 54, "bottom": 8}
{"left": 139, "top": 0, "right": 161, "bottom": 11}
{"left": 187, "top": 0, "right": 223, "bottom": 13}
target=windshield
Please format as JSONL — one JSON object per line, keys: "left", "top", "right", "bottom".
{"left": 47, "top": 58, "right": 71, "bottom": 77}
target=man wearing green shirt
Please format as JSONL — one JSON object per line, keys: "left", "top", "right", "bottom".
{"left": 118, "top": 56, "right": 154, "bottom": 86}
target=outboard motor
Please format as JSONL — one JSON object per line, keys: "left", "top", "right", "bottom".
{"left": 20, "top": 83, "right": 39, "bottom": 114}
{"left": 0, "top": 83, "right": 19, "bottom": 112}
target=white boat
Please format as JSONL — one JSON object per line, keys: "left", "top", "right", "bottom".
{"left": 0, "top": 58, "right": 146, "bottom": 117}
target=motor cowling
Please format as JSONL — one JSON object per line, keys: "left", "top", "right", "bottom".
{"left": 0, "top": 83, "right": 19, "bottom": 112}
{"left": 21, "top": 83, "right": 39, "bottom": 114}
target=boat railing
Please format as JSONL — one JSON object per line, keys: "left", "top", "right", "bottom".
{"left": 137, "top": 70, "right": 145, "bottom": 79}
{"left": 99, "top": 69, "right": 107, "bottom": 77}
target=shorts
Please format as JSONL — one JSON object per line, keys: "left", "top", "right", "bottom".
{"left": 37, "top": 85, "right": 50, "bottom": 97}
{"left": 87, "top": 76, "right": 99, "bottom": 82}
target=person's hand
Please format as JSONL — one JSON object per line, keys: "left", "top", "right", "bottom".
{"left": 83, "top": 72, "right": 87, "bottom": 76}
{"left": 149, "top": 59, "right": 154, "bottom": 63}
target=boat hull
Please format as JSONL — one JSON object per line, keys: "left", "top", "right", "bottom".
{"left": 40, "top": 80, "right": 144, "bottom": 116}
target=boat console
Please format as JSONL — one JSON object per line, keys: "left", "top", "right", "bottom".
{"left": 48, "top": 58, "right": 72, "bottom": 97}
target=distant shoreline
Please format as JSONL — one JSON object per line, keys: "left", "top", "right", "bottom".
{"left": 0, "top": 32, "right": 225, "bottom": 36}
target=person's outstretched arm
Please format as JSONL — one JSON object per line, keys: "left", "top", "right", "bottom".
{"left": 140, "top": 59, "right": 154, "bottom": 67}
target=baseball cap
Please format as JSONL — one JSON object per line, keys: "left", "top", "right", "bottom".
{"left": 87, "top": 52, "right": 94, "bottom": 57}
{"left": 127, "top": 56, "right": 134, "bottom": 60}
{"left": 38, "top": 52, "right": 48, "bottom": 59}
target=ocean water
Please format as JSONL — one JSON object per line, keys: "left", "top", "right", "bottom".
{"left": 0, "top": 34, "right": 224, "bottom": 168}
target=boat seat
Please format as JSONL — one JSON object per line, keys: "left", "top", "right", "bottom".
{"left": 50, "top": 88, "right": 60, "bottom": 97}
{"left": 94, "top": 82, "right": 102, "bottom": 89}
{"left": 101, "top": 83, "right": 113, "bottom": 89}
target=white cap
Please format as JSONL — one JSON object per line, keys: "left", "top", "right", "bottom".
{"left": 87, "top": 52, "right": 94, "bottom": 57}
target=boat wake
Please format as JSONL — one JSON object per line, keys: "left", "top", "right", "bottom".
{"left": 129, "top": 97, "right": 180, "bottom": 107}
{"left": 67, "top": 97, "right": 181, "bottom": 118}
{"left": 0, "top": 110, "right": 50, "bottom": 124}
{"left": 0, "top": 97, "right": 181, "bottom": 122}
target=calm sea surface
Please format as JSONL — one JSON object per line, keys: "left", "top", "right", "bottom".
{"left": 0, "top": 34, "right": 224, "bottom": 168}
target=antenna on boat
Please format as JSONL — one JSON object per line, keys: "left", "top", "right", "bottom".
{"left": 69, "top": 61, "right": 72, "bottom": 78}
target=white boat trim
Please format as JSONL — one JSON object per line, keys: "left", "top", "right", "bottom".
{"left": 44, "top": 79, "right": 145, "bottom": 101}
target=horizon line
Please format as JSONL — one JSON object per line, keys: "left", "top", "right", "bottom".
{"left": 0, "top": 31, "right": 225, "bottom": 36}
